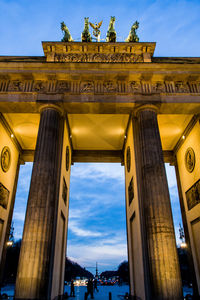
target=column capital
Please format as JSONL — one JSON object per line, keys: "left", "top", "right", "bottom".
{"left": 39, "top": 104, "right": 64, "bottom": 116}
{"left": 134, "top": 103, "right": 160, "bottom": 117}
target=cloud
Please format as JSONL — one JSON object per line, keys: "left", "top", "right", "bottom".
{"left": 67, "top": 235, "right": 128, "bottom": 272}
{"left": 13, "top": 211, "right": 26, "bottom": 221}
{"left": 71, "top": 163, "right": 124, "bottom": 183}
{"left": 69, "top": 220, "right": 103, "bottom": 238}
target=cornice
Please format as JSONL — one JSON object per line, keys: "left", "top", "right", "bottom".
{"left": 0, "top": 113, "right": 23, "bottom": 154}
{"left": 173, "top": 114, "right": 200, "bottom": 154}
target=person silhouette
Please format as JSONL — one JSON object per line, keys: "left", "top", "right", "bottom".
{"left": 94, "top": 279, "right": 99, "bottom": 292}
{"left": 87, "top": 278, "right": 94, "bottom": 299}
{"left": 70, "top": 279, "right": 75, "bottom": 297}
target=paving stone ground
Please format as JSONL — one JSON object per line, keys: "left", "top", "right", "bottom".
{"left": 64, "top": 284, "right": 129, "bottom": 300}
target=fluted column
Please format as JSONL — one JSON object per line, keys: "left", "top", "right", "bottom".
{"left": 15, "top": 105, "right": 64, "bottom": 300}
{"left": 134, "top": 105, "right": 182, "bottom": 300}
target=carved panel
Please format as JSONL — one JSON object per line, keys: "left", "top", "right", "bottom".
{"left": 0, "top": 182, "right": 10, "bottom": 209}
{"left": 186, "top": 179, "right": 200, "bottom": 210}
{"left": 62, "top": 177, "right": 68, "bottom": 205}
{"left": 33, "top": 81, "right": 47, "bottom": 92}
{"left": 175, "top": 81, "right": 189, "bottom": 93}
{"left": 1, "top": 146, "right": 11, "bottom": 173}
{"left": 129, "top": 81, "right": 142, "bottom": 93}
{"left": 185, "top": 147, "right": 195, "bottom": 173}
{"left": 66, "top": 146, "right": 70, "bottom": 172}
{"left": 80, "top": 81, "right": 94, "bottom": 93}
{"left": 126, "top": 146, "right": 131, "bottom": 172}
{"left": 8, "top": 80, "right": 24, "bottom": 92}
{"left": 128, "top": 177, "right": 134, "bottom": 205}
{"left": 56, "top": 81, "right": 70, "bottom": 93}
{"left": 103, "top": 81, "right": 117, "bottom": 93}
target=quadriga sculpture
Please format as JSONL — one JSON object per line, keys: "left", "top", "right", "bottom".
{"left": 60, "top": 22, "right": 73, "bottom": 42}
{"left": 126, "top": 21, "right": 139, "bottom": 42}
{"left": 106, "top": 16, "right": 116, "bottom": 42}
{"left": 82, "top": 17, "right": 92, "bottom": 42}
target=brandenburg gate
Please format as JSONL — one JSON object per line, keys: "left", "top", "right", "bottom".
{"left": 0, "top": 20, "right": 200, "bottom": 299}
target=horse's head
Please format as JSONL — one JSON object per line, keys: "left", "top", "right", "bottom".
{"left": 84, "top": 17, "right": 89, "bottom": 26}
{"left": 132, "top": 21, "right": 139, "bottom": 30}
{"left": 110, "top": 16, "right": 116, "bottom": 24}
{"left": 61, "top": 21, "right": 66, "bottom": 31}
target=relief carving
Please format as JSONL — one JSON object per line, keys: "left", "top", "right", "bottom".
{"left": 33, "top": 81, "right": 47, "bottom": 92}
{"left": 103, "top": 81, "right": 116, "bottom": 92}
{"left": 151, "top": 82, "right": 166, "bottom": 93}
{"left": 3, "top": 79, "right": 200, "bottom": 95}
{"left": 129, "top": 81, "right": 141, "bottom": 93}
{"left": 80, "top": 81, "right": 94, "bottom": 93}
{"left": 62, "top": 177, "right": 68, "bottom": 205}
{"left": 0, "top": 182, "right": 10, "bottom": 209}
{"left": 8, "top": 80, "right": 24, "bottom": 92}
{"left": 1, "top": 146, "right": 11, "bottom": 173}
{"left": 56, "top": 81, "right": 70, "bottom": 92}
{"left": 175, "top": 81, "right": 189, "bottom": 93}
{"left": 186, "top": 179, "right": 200, "bottom": 210}
{"left": 128, "top": 177, "right": 134, "bottom": 205}
{"left": 185, "top": 147, "right": 195, "bottom": 173}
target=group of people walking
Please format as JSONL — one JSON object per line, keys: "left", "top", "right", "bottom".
{"left": 70, "top": 278, "right": 99, "bottom": 299}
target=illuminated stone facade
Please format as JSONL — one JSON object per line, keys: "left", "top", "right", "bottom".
{"left": 0, "top": 41, "right": 200, "bottom": 299}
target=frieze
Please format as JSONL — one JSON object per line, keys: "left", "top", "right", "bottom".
{"left": 1, "top": 80, "right": 200, "bottom": 95}
{"left": 53, "top": 53, "right": 143, "bottom": 63}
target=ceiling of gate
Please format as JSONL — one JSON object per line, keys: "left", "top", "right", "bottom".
{"left": 3, "top": 113, "right": 192, "bottom": 152}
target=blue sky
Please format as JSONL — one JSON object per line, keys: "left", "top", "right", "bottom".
{"left": 0, "top": 0, "right": 200, "bottom": 56}
{"left": 1, "top": 0, "right": 200, "bottom": 273}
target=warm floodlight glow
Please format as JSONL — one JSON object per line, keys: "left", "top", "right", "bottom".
{"left": 124, "top": 135, "right": 127, "bottom": 139}
{"left": 7, "top": 241, "right": 13, "bottom": 246}
{"left": 182, "top": 135, "right": 185, "bottom": 140}
{"left": 11, "top": 133, "right": 14, "bottom": 138}
{"left": 180, "top": 242, "right": 187, "bottom": 248}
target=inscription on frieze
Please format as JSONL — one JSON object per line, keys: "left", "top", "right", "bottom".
{"left": 0, "top": 182, "right": 10, "bottom": 209}
{"left": 53, "top": 53, "right": 143, "bottom": 63}
{"left": 128, "top": 176, "right": 134, "bottom": 205}
{"left": 186, "top": 179, "right": 200, "bottom": 211}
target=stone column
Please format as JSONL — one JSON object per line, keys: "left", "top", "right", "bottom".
{"left": 134, "top": 105, "right": 182, "bottom": 300}
{"left": 15, "top": 105, "right": 64, "bottom": 300}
